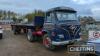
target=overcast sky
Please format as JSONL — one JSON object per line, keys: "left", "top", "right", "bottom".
{"left": 0, "top": 0, "right": 100, "bottom": 20}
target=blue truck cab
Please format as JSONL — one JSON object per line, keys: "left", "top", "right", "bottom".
{"left": 11, "top": 6, "right": 81, "bottom": 50}
{"left": 42, "top": 7, "right": 81, "bottom": 50}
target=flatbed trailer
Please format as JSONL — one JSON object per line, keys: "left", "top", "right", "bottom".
{"left": 11, "top": 16, "right": 44, "bottom": 34}
{"left": 11, "top": 16, "right": 45, "bottom": 43}
{"left": 11, "top": 23, "right": 33, "bottom": 34}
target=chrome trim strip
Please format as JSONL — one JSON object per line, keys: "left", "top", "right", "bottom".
{"left": 61, "top": 28, "right": 70, "bottom": 38}
{"left": 51, "top": 39, "right": 81, "bottom": 45}
{"left": 51, "top": 41, "right": 69, "bottom": 45}
{"left": 73, "top": 26, "right": 77, "bottom": 39}
{"left": 74, "top": 27, "right": 80, "bottom": 38}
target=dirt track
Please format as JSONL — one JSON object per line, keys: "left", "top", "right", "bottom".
{"left": 0, "top": 30, "right": 80, "bottom": 56}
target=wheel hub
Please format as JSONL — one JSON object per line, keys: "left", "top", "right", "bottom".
{"left": 43, "top": 37, "right": 51, "bottom": 47}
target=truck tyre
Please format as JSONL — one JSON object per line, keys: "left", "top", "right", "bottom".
{"left": 14, "top": 31, "right": 17, "bottom": 35}
{"left": 13, "top": 29, "right": 20, "bottom": 35}
{"left": 0, "top": 34, "right": 2, "bottom": 39}
{"left": 13, "top": 28, "right": 17, "bottom": 35}
{"left": 27, "top": 29, "right": 37, "bottom": 42}
{"left": 43, "top": 34, "right": 56, "bottom": 50}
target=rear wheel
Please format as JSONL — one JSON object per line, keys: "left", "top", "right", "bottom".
{"left": 43, "top": 34, "right": 56, "bottom": 50}
{"left": 27, "top": 29, "right": 37, "bottom": 42}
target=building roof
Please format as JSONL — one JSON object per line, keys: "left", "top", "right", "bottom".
{"left": 0, "top": 20, "right": 14, "bottom": 22}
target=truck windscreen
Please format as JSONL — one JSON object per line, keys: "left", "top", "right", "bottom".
{"left": 56, "top": 12, "right": 77, "bottom": 21}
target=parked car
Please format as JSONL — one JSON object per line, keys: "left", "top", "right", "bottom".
{"left": 0, "top": 26, "right": 3, "bottom": 39}
{"left": 80, "top": 38, "right": 100, "bottom": 56}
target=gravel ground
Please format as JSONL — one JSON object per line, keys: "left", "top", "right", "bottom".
{"left": 0, "top": 30, "right": 80, "bottom": 56}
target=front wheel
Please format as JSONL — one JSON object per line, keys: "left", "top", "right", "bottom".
{"left": 43, "top": 34, "right": 56, "bottom": 50}
{"left": 27, "top": 29, "right": 37, "bottom": 42}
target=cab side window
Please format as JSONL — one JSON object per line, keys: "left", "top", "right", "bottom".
{"left": 46, "top": 13, "right": 54, "bottom": 23}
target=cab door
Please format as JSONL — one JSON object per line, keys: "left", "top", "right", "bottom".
{"left": 43, "top": 13, "right": 55, "bottom": 30}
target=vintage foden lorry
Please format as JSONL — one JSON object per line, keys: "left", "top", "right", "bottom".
{"left": 11, "top": 6, "right": 81, "bottom": 50}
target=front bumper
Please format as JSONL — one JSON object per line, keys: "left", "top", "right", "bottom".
{"left": 51, "top": 38, "right": 81, "bottom": 45}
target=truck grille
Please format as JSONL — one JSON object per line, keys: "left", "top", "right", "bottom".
{"left": 60, "top": 25, "right": 80, "bottom": 40}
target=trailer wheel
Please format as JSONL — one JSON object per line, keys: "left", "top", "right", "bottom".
{"left": 14, "top": 31, "right": 17, "bottom": 35}
{"left": 43, "top": 34, "right": 55, "bottom": 50}
{"left": 0, "top": 33, "right": 2, "bottom": 39}
{"left": 27, "top": 29, "right": 37, "bottom": 42}
{"left": 13, "top": 29, "right": 20, "bottom": 35}
{"left": 13, "top": 28, "right": 17, "bottom": 35}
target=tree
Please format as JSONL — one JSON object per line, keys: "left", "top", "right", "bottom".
{"left": 79, "top": 16, "right": 95, "bottom": 25}
{"left": 12, "top": 16, "right": 17, "bottom": 22}
{"left": 79, "top": 16, "right": 96, "bottom": 34}
{"left": 25, "top": 10, "right": 45, "bottom": 22}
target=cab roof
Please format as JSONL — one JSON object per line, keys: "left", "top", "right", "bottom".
{"left": 46, "top": 6, "right": 76, "bottom": 13}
